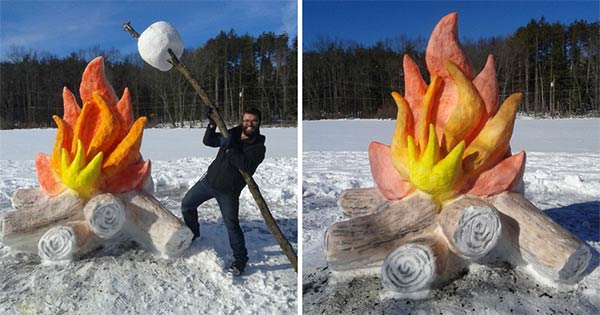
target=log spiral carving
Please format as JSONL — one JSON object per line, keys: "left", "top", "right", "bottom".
{"left": 382, "top": 242, "right": 437, "bottom": 292}
{"left": 84, "top": 194, "right": 126, "bottom": 239}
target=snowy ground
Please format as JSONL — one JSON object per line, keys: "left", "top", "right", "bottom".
{"left": 0, "top": 127, "right": 298, "bottom": 315}
{"left": 303, "top": 119, "right": 600, "bottom": 315}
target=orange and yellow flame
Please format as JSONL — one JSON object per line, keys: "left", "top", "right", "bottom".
{"left": 36, "top": 57, "right": 151, "bottom": 198}
{"left": 369, "top": 13, "right": 526, "bottom": 203}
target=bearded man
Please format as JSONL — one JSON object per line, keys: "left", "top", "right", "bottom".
{"left": 181, "top": 108, "right": 266, "bottom": 276}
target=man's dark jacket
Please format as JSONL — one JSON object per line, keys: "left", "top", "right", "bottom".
{"left": 203, "top": 125, "right": 266, "bottom": 196}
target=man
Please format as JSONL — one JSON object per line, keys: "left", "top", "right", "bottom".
{"left": 181, "top": 108, "right": 266, "bottom": 276}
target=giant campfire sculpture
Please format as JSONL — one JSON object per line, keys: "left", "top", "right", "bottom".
{"left": 0, "top": 57, "right": 193, "bottom": 263}
{"left": 325, "top": 13, "right": 591, "bottom": 295}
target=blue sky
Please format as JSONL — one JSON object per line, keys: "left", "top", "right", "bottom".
{"left": 304, "top": 0, "right": 599, "bottom": 50}
{"left": 0, "top": 0, "right": 297, "bottom": 60}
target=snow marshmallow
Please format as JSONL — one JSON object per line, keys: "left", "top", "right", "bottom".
{"left": 138, "top": 21, "right": 184, "bottom": 71}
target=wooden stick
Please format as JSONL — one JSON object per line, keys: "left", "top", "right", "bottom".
{"left": 438, "top": 195, "right": 502, "bottom": 259}
{"left": 337, "top": 187, "right": 387, "bottom": 218}
{"left": 325, "top": 192, "right": 438, "bottom": 270}
{"left": 0, "top": 189, "right": 84, "bottom": 252}
{"left": 123, "top": 22, "right": 297, "bottom": 271}
{"left": 83, "top": 193, "right": 126, "bottom": 239}
{"left": 490, "top": 192, "right": 591, "bottom": 283}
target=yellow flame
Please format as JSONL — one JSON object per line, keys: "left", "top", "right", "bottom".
{"left": 60, "top": 140, "right": 103, "bottom": 198}
{"left": 443, "top": 62, "right": 486, "bottom": 152}
{"left": 390, "top": 92, "right": 412, "bottom": 179}
{"left": 407, "top": 124, "right": 465, "bottom": 201}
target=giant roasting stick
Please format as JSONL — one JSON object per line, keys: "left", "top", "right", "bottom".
{"left": 123, "top": 21, "right": 297, "bottom": 271}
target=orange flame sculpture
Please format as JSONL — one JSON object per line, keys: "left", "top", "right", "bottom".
{"left": 36, "top": 57, "right": 151, "bottom": 198}
{"left": 370, "top": 13, "right": 525, "bottom": 203}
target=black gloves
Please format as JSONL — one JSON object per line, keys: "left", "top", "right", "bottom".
{"left": 205, "top": 107, "right": 216, "bottom": 128}
{"left": 219, "top": 134, "right": 232, "bottom": 148}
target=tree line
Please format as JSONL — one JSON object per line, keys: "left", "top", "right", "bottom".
{"left": 0, "top": 30, "right": 297, "bottom": 129}
{"left": 303, "top": 18, "right": 599, "bottom": 119}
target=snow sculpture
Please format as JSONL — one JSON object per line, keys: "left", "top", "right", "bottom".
{"left": 0, "top": 57, "right": 193, "bottom": 263}
{"left": 325, "top": 13, "right": 591, "bottom": 297}
{"left": 138, "top": 21, "right": 184, "bottom": 71}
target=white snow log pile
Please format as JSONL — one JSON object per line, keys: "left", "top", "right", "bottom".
{"left": 326, "top": 188, "right": 591, "bottom": 294}
{"left": 0, "top": 188, "right": 193, "bottom": 264}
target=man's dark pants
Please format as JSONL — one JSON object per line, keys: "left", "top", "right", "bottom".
{"left": 181, "top": 179, "right": 248, "bottom": 264}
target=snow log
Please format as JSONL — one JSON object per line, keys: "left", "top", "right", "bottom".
{"left": 11, "top": 188, "right": 49, "bottom": 211}
{"left": 120, "top": 191, "right": 193, "bottom": 257}
{"left": 381, "top": 230, "right": 466, "bottom": 293}
{"left": 0, "top": 189, "right": 84, "bottom": 252}
{"left": 83, "top": 193, "right": 126, "bottom": 239}
{"left": 437, "top": 195, "right": 501, "bottom": 260}
{"left": 38, "top": 221, "right": 95, "bottom": 263}
{"left": 337, "top": 187, "right": 387, "bottom": 218}
{"left": 490, "top": 192, "right": 592, "bottom": 283}
{"left": 325, "top": 192, "right": 438, "bottom": 270}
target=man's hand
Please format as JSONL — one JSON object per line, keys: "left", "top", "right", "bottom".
{"left": 219, "top": 134, "right": 232, "bottom": 148}
{"left": 205, "top": 107, "right": 216, "bottom": 127}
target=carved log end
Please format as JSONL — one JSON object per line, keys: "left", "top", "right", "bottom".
{"left": 162, "top": 226, "right": 194, "bottom": 258}
{"left": 453, "top": 205, "right": 501, "bottom": 259}
{"left": 381, "top": 242, "right": 439, "bottom": 293}
{"left": 38, "top": 222, "right": 91, "bottom": 263}
{"left": 440, "top": 196, "right": 502, "bottom": 260}
{"left": 84, "top": 193, "right": 126, "bottom": 239}
{"left": 381, "top": 232, "right": 468, "bottom": 294}
{"left": 557, "top": 243, "right": 591, "bottom": 283}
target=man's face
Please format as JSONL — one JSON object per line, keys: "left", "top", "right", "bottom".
{"left": 242, "top": 113, "right": 260, "bottom": 137}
